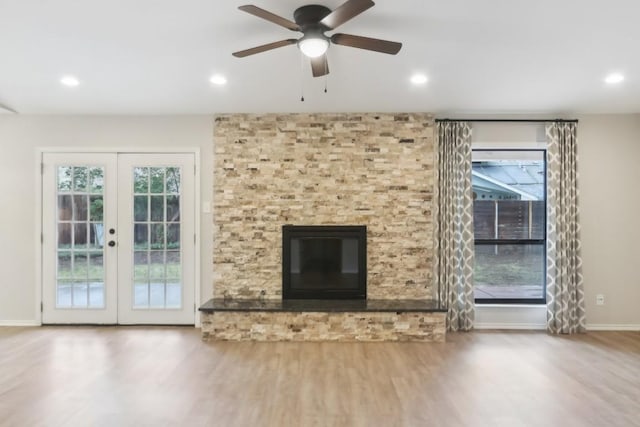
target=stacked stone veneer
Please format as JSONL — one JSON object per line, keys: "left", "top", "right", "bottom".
{"left": 202, "top": 312, "right": 446, "bottom": 342}
{"left": 213, "top": 113, "right": 435, "bottom": 300}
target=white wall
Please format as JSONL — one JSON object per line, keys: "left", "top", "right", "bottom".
{"left": 0, "top": 116, "right": 213, "bottom": 324}
{"left": 1, "top": 114, "right": 639, "bottom": 328}
{"left": 578, "top": 114, "right": 640, "bottom": 329}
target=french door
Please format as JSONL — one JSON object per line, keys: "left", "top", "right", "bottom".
{"left": 42, "top": 152, "right": 196, "bottom": 324}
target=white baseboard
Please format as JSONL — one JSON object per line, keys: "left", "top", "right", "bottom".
{"left": 586, "top": 324, "right": 640, "bottom": 331}
{"left": 474, "top": 322, "right": 546, "bottom": 330}
{"left": 0, "top": 320, "right": 40, "bottom": 327}
{"left": 474, "top": 323, "right": 640, "bottom": 331}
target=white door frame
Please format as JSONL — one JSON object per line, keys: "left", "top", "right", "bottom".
{"left": 36, "top": 147, "right": 201, "bottom": 326}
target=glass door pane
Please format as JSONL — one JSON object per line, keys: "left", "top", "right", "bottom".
{"left": 131, "top": 166, "right": 182, "bottom": 309}
{"left": 55, "top": 166, "right": 106, "bottom": 308}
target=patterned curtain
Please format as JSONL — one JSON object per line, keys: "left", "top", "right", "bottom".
{"left": 546, "top": 122, "right": 585, "bottom": 334}
{"left": 434, "top": 122, "right": 475, "bottom": 331}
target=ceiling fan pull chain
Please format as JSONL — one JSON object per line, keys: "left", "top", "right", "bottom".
{"left": 300, "top": 52, "right": 305, "bottom": 102}
{"left": 324, "top": 55, "right": 328, "bottom": 93}
{"left": 324, "top": 60, "right": 328, "bottom": 93}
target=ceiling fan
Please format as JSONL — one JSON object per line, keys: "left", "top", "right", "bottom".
{"left": 232, "top": 0, "right": 402, "bottom": 77}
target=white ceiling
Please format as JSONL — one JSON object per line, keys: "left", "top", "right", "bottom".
{"left": 1, "top": 0, "right": 638, "bottom": 115}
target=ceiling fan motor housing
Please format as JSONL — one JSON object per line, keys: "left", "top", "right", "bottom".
{"left": 294, "top": 5, "right": 332, "bottom": 31}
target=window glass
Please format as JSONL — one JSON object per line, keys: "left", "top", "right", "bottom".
{"left": 472, "top": 150, "right": 546, "bottom": 303}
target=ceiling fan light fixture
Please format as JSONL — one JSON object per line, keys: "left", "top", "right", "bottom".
{"left": 298, "top": 37, "right": 329, "bottom": 58}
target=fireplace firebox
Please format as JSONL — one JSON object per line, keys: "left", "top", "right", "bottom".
{"left": 282, "top": 225, "right": 367, "bottom": 299}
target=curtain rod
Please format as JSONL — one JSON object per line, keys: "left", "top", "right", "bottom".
{"left": 435, "top": 118, "right": 578, "bottom": 123}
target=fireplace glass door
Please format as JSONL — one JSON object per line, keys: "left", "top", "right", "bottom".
{"left": 282, "top": 225, "right": 366, "bottom": 299}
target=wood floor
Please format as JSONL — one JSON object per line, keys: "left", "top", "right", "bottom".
{"left": 0, "top": 327, "right": 639, "bottom": 427}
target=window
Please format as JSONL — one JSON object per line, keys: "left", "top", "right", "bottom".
{"left": 472, "top": 149, "right": 546, "bottom": 304}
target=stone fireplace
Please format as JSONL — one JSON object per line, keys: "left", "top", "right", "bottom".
{"left": 200, "top": 113, "right": 446, "bottom": 341}
{"left": 211, "top": 113, "right": 435, "bottom": 300}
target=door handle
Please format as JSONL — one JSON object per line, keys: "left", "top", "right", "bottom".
{"left": 108, "top": 241, "right": 116, "bottom": 247}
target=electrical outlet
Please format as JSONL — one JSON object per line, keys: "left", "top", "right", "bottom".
{"left": 596, "top": 294, "right": 605, "bottom": 306}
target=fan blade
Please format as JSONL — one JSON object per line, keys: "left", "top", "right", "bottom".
{"left": 331, "top": 33, "right": 402, "bottom": 54}
{"left": 320, "top": 0, "right": 374, "bottom": 30}
{"left": 310, "top": 54, "right": 329, "bottom": 77}
{"left": 232, "top": 39, "right": 297, "bottom": 58}
{"left": 238, "top": 5, "right": 301, "bottom": 31}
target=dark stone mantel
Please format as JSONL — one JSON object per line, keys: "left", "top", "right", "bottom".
{"left": 199, "top": 298, "right": 446, "bottom": 313}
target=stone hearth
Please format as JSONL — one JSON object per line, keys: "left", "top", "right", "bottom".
{"left": 200, "top": 299, "right": 446, "bottom": 342}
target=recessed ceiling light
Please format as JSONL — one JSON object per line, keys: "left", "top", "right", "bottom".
{"left": 604, "top": 73, "right": 624, "bottom": 84}
{"left": 60, "top": 75, "right": 80, "bottom": 87}
{"left": 410, "top": 73, "right": 428, "bottom": 85}
{"left": 210, "top": 74, "right": 227, "bottom": 85}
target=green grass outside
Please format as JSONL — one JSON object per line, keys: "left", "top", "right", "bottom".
{"left": 57, "top": 262, "right": 181, "bottom": 280}
{"left": 474, "top": 245, "right": 544, "bottom": 287}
